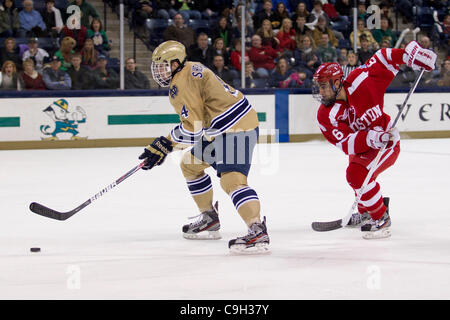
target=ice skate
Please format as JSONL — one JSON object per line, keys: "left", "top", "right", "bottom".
{"left": 361, "top": 197, "right": 391, "bottom": 239}
{"left": 347, "top": 197, "right": 390, "bottom": 228}
{"left": 229, "top": 217, "right": 270, "bottom": 254}
{"left": 346, "top": 211, "right": 370, "bottom": 228}
{"left": 182, "top": 202, "right": 221, "bottom": 240}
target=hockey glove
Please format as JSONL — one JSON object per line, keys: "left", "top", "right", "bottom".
{"left": 403, "top": 41, "right": 437, "bottom": 72}
{"left": 138, "top": 136, "right": 173, "bottom": 170}
{"left": 367, "top": 127, "right": 399, "bottom": 150}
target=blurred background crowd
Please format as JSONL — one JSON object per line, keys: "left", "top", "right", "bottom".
{"left": 0, "top": 0, "right": 448, "bottom": 91}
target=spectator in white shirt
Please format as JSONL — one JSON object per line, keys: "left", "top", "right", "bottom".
{"left": 22, "top": 37, "right": 49, "bottom": 73}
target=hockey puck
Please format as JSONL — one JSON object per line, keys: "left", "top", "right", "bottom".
{"left": 30, "top": 247, "right": 41, "bottom": 253}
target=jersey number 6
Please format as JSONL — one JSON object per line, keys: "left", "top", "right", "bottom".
{"left": 332, "top": 129, "right": 344, "bottom": 140}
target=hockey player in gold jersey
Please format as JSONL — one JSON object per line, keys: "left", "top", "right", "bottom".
{"left": 138, "top": 40, "right": 269, "bottom": 253}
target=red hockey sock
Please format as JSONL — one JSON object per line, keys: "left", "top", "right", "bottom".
{"left": 369, "top": 202, "right": 387, "bottom": 221}
{"left": 358, "top": 181, "right": 385, "bottom": 220}
{"left": 357, "top": 203, "right": 366, "bottom": 214}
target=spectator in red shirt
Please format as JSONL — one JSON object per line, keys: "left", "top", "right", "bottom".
{"left": 60, "top": 23, "right": 88, "bottom": 52}
{"left": 443, "top": 14, "right": 450, "bottom": 34}
{"left": 20, "top": 58, "right": 45, "bottom": 90}
{"left": 442, "top": 14, "right": 450, "bottom": 54}
{"left": 276, "top": 18, "right": 296, "bottom": 57}
{"left": 230, "top": 38, "right": 249, "bottom": 73}
{"left": 248, "top": 34, "right": 278, "bottom": 78}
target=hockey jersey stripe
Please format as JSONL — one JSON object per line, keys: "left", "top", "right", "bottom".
{"left": 171, "top": 124, "right": 200, "bottom": 145}
{"left": 347, "top": 132, "right": 357, "bottom": 155}
{"left": 179, "top": 123, "right": 203, "bottom": 137}
{"left": 328, "top": 103, "right": 341, "bottom": 127}
{"left": 210, "top": 97, "right": 247, "bottom": 127}
{"left": 348, "top": 71, "right": 368, "bottom": 95}
{"left": 335, "top": 134, "right": 350, "bottom": 152}
{"left": 206, "top": 98, "right": 252, "bottom": 137}
{"left": 386, "top": 48, "right": 393, "bottom": 62}
{"left": 335, "top": 133, "right": 358, "bottom": 155}
{"left": 376, "top": 50, "right": 398, "bottom": 76}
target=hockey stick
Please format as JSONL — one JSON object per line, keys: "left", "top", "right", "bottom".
{"left": 29, "top": 161, "right": 146, "bottom": 221}
{"left": 312, "top": 69, "right": 425, "bottom": 232}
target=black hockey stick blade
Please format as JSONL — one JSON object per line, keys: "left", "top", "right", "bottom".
{"left": 29, "top": 161, "right": 145, "bottom": 221}
{"left": 311, "top": 219, "right": 343, "bottom": 232}
{"left": 29, "top": 201, "right": 84, "bottom": 221}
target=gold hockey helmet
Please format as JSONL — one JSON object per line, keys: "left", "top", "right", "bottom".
{"left": 151, "top": 41, "right": 186, "bottom": 87}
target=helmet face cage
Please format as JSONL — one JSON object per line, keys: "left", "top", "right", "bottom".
{"left": 311, "top": 80, "right": 324, "bottom": 104}
{"left": 151, "top": 60, "right": 172, "bottom": 87}
{"left": 312, "top": 79, "right": 336, "bottom": 106}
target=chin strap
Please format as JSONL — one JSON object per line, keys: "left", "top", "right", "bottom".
{"left": 330, "top": 79, "right": 343, "bottom": 96}
{"left": 325, "top": 79, "right": 343, "bottom": 106}
{"left": 171, "top": 58, "right": 187, "bottom": 78}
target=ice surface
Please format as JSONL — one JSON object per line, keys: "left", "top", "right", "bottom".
{"left": 1, "top": 139, "right": 450, "bottom": 299}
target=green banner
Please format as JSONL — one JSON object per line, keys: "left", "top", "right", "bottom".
{"left": 108, "top": 113, "right": 266, "bottom": 125}
{"left": 0, "top": 117, "right": 20, "bottom": 127}
{"left": 108, "top": 114, "right": 180, "bottom": 125}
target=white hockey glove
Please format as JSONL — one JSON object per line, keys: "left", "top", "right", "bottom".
{"left": 367, "top": 127, "right": 400, "bottom": 150}
{"left": 403, "top": 41, "right": 437, "bottom": 72}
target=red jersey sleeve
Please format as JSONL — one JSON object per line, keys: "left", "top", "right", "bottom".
{"left": 317, "top": 102, "right": 371, "bottom": 155}
{"left": 358, "top": 48, "right": 406, "bottom": 93}
{"left": 317, "top": 48, "right": 407, "bottom": 155}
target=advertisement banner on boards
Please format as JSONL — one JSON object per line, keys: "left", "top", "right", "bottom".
{"left": 289, "top": 93, "right": 450, "bottom": 135}
{"left": 0, "top": 95, "right": 275, "bottom": 143}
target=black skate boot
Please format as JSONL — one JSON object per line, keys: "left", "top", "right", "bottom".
{"left": 347, "top": 197, "right": 390, "bottom": 228}
{"left": 182, "top": 202, "right": 221, "bottom": 240}
{"left": 361, "top": 197, "right": 391, "bottom": 239}
{"left": 228, "top": 217, "right": 270, "bottom": 254}
{"left": 346, "top": 211, "right": 370, "bottom": 227}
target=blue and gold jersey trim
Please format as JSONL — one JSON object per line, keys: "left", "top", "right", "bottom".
{"left": 170, "top": 122, "right": 203, "bottom": 145}
{"left": 205, "top": 97, "right": 252, "bottom": 137}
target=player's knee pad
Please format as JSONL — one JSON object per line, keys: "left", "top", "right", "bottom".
{"left": 346, "top": 162, "right": 369, "bottom": 190}
{"left": 220, "top": 171, "right": 248, "bottom": 194}
{"left": 179, "top": 151, "right": 205, "bottom": 179}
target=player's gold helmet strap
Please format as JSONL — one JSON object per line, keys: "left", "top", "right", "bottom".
{"left": 171, "top": 57, "right": 187, "bottom": 77}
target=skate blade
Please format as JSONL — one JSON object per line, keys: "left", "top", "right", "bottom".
{"left": 229, "top": 243, "right": 270, "bottom": 255}
{"left": 362, "top": 228, "right": 391, "bottom": 240}
{"left": 183, "top": 230, "right": 221, "bottom": 240}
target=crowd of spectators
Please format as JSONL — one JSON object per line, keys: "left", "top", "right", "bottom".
{"left": 130, "top": 0, "right": 449, "bottom": 89}
{"left": 0, "top": 0, "right": 150, "bottom": 90}
{"left": 0, "top": 0, "right": 448, "bottom": 91}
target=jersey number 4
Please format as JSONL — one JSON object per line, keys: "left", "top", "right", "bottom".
{"left": 181, "top": 105, "right": 189, "bottom": 118}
